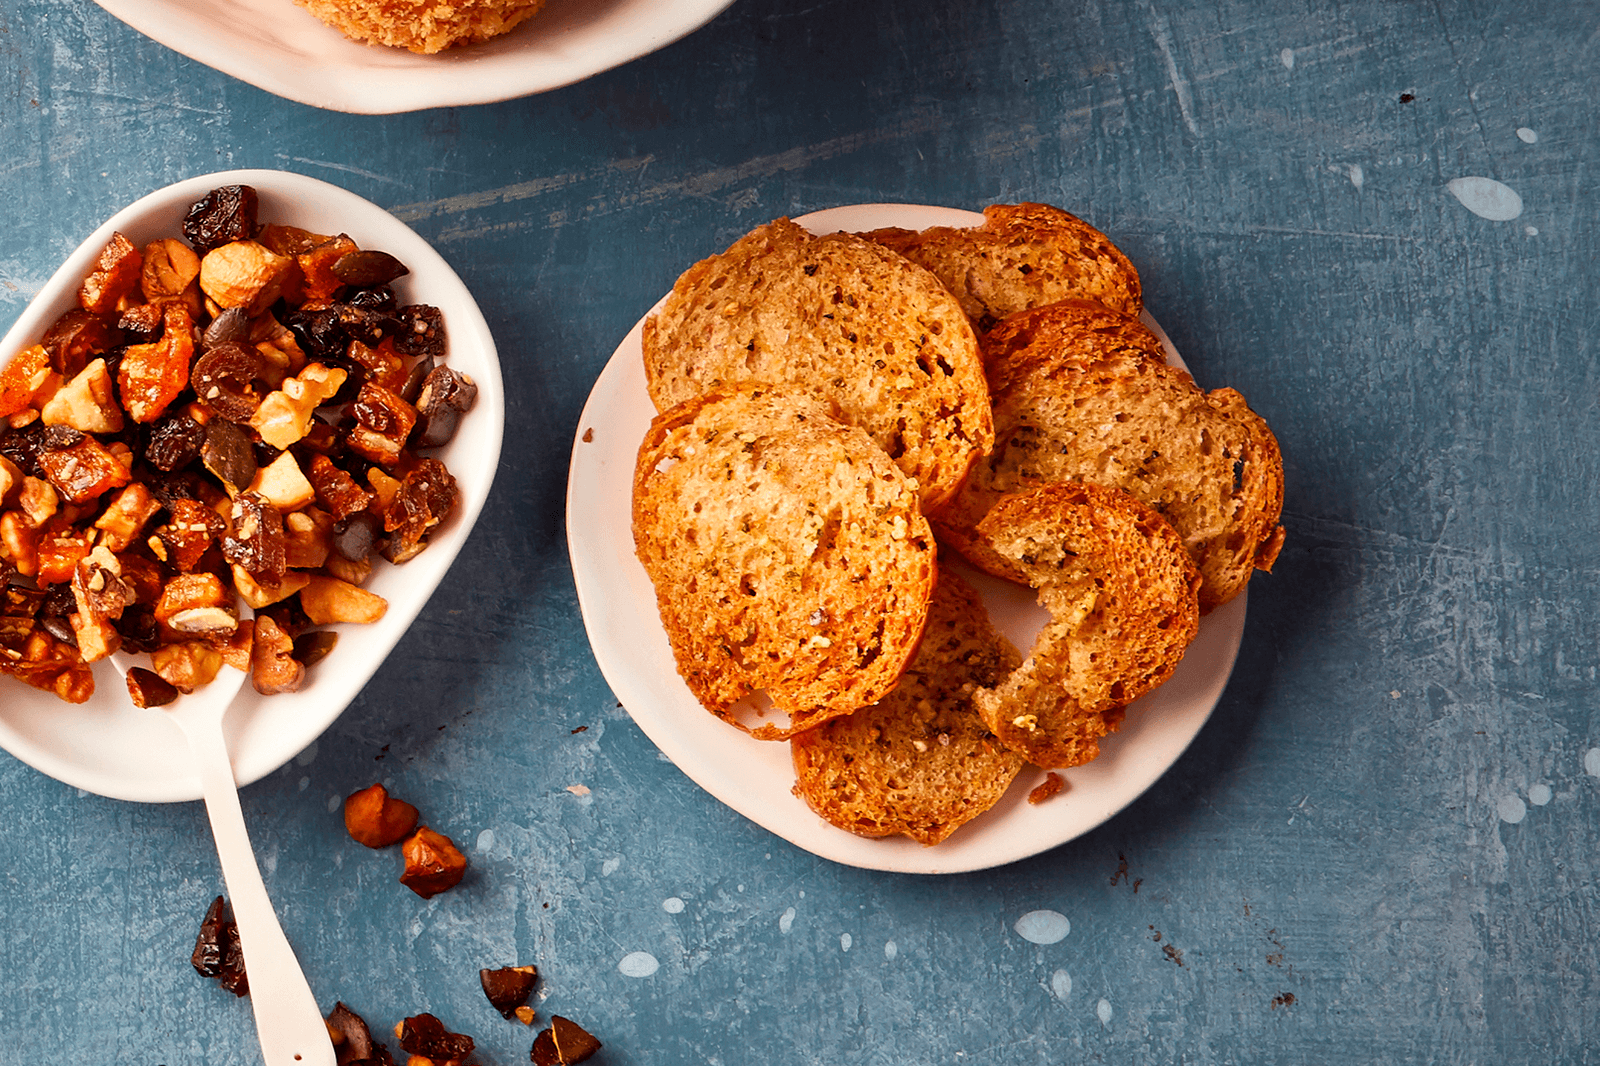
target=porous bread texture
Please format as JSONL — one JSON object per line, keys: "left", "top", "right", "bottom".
{"left": 935, "top": 300, "right": 1285, "bottom": 613}
{"left": 296, "top": 0, "right": 546, "bottom": 53}
{"left": 790, "top": 567, "right": 1025, "bottom": 846}
{"left": 632, "top": 385, "right": 937, "bottom": 740}
{"left": 640, "top": 217, "right": 993, "bottom": 511}
{"left": 970, "top": 482, "right": 1201, "bottom": 770}
{"left": 862, "top": 202, "right": 1143, "bottom": 331}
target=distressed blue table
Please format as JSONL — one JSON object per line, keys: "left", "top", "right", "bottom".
{"left": 2, "top": 0, "right": 1597, "bottom": 1062}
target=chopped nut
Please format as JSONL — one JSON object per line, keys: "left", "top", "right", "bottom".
{"left": 249, "top": 363, "right": 347, "bottom": 449}
{"left": 246, "top": 451, "right": 316, "bottom": 512}
{"left": 250, "top": 612, "right": 304, "bottom": 695}
{"left": 151, "top": 641, "right": 224, "bottom": 692}
{"left": 232, "top": 564, "right": 311, "bottom": 610}
{"left": 343, "top": 783, "right": 419, "bottom": 848}
{"left": 198, "top": 240, "right": 295, "bottom": 316}
{"left": 399, "top": 827, "right": 467, "bottom": 899}
{"left": 140, "top": 238, "right": 202, "bottom": 302}
{"left": 39, "top": 358, "right": 123, "bottom": 434}
{"left": 300, "top": 575, "right": 388, "bottom": 626}
{"left": 93, "top": 481, "right": 161, "bottom": 552}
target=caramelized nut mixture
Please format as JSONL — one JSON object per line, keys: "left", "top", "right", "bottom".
{"left": 0, "top": 185, "right": 476, "bottom": 702}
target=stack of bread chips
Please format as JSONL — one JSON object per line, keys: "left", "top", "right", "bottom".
{"left": 632, "top": 203, "right": 1285, "bottom": 846}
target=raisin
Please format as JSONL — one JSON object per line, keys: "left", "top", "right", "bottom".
{"left": 183, "top": 185, "right": 259, "bottom": 255}
{"left": 191, "top": 896, "right": 249, "bottom": 996}
{"left": 346, "top": 285, "right": 398, "bottom": 315}
{"left": 114, "top": 603, "right": 161, "bottom": 654}
{"left": 0, "top": 423, "right": 48, "bottom": 477}
{"left": 145, "top": 413, "right": 207, "bottom": 472}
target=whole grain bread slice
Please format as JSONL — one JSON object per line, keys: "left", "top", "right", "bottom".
{"left": 632, "top": 385, "right": 937, "bottom": 739}
{"left": 936, "top": 300, "right": 1285, "bottom": 612}
{"left": 640, "top": 217, "right": 992, "bottom": 510}
{"left": 790, "top": 566, "right": 1025, "bottom": 846}
{"left": 970, "top": 482, "right": 1201, "bottom": 769}
{"left": 861, "top": 202, "right": 1143, "bottom": 331}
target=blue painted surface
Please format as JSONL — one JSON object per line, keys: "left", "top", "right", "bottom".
{"left": 1, "top": 0, "right": 1598, "bottom": 1062}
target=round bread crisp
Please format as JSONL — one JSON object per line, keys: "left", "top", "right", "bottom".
{"left": 790, "top": 566, "right": 1025, "bottom": 846}
{"left": 640, "top": 217, "right": 992, "bottom": 510}
{"left": 861, "top": 202, "right": 1143, "bottom": 331}
{"left": 970, "top": 483, "right": 1201, "bottom": 770}
{"left": 295, "top": 0, "right": 546, "bottom": 53}
{"left": 632, "top": 385, "right": 937, "bottom": 740}
{"left": 936, "top": 300, "right": 1285, "bottom": 613}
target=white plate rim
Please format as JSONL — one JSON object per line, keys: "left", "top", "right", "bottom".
{"left": 0, "top": 168, "right": 505, "bottom": 802}
{"left": 92, "top": 0, "right": 738, "bottom": 115}
{"left": 565, "top": 203, "right": 1244, "bottom": 874}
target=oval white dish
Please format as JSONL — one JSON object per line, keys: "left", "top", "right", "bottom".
{"left": 93, "top": 0, "right": 737, "bottom": 114}
{"left": 566, "top": 203, "right": 1244, "bottom": 874}
{"left": 0, "top": 169, "right": 505, "bottom": 802}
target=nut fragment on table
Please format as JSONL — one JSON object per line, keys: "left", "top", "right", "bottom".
{"left": 344, "top": 783, "right": 420, "bottom": 848}
{"left": 399, "top": 826, "right": 468, "bottom": 898}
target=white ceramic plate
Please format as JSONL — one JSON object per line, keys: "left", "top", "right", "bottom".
{"left": 0, "top": 169, "right": 504, "bottom": 802}
{"left": 567, "top": 204, "right": 1245, "bottom": 874}
{"left": 93, "top": 0, "right": 737, "bottom": 114}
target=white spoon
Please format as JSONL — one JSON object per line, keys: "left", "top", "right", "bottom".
{"left": 116, "top": 648, "right": 335, "bottom": 1066}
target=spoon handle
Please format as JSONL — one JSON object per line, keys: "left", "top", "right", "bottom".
{"left": 186, "top": 715, "right": 335, "bottom": 1066}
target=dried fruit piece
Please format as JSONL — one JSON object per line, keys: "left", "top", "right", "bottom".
{"left": 0, "top": 344, "right": 56, "bottom": 419}
{"left": 325, "top": 1002, "right": 396, "bottom": 1066}
{"left": 383, "top": 459, "right": 457, "bottom": 563}
{"left": 191, "top": 895, "right": 249, "bottom": 996}
{"left": 530, "top": 1017, "right": 601, "bottom": 1066}
{"left": 37, "top": 432, "right": 131, "bottom": 505}
{"left": 78, "top": 232, "right": 143, "bottom": 314}
{"left": 192, "top": 341, "right": 266, "bottom": 422}
{"left": 413, "top": 367, "right": 477, "bottom": 448}
{"left": 399, "top": 826, "right": 467, "bottom": 898}
{"left": 480, "top": 965, "right": 538, "bottom": 1020}
{"left": 118, "top": 303, "right": 196, "bottom": 423}
{"left": 347, "top": 382, "right": 418, "bottom": 468}
{"left": 394, "top": 304, "right": 445, "bottom": 358}
{"left": 41, "top": 309, "right": 122, "bottom": 377}
{"left": 184, "top": 184, "right": 259, "bottom": 255}
{"left": 343, "top": 783, "right": 419, "bottom": 848}
{"left": 395, "top": 1013, "right": 474, "bottom": 1061}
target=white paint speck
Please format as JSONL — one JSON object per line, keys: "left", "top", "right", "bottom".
{"left": 1279, "top": 48, "right": 1294, "bottom": 69}
{"left": 326, "top": 793, "right": 341, "bottom": 813}
{"left": 298, "top": 776, "right": 310, "bottom": 791}
{"left": 1051, "top": 970, "right": 1073, "bottom": 1002}
{"left": 1498, "top": 794, "right": 1528, "bottom": 824}
{"left": 737, "top": 884, "right": 744, "bottom": 893}
{"left": 1348, "top": 164, "right": 1364, "bottom": 190}
{"left": 476, "top": 829, "right": 495, "bottom": 853}
{"left": 1447, "top": 176, "right": 1524, "bottom": 221}
{"left": 1516, "top": 127, "right": 1537, "bottom": 144}
{"left": 601, "top": 857, "right": 621, "bottom": 876}
{"left": 1525, "top": 225, "right": 1539, "bottom": 236}
{"left": 663, "top": 897, "right": 685, "bottom": 913}
{"left": 1096, "top": 998, "right": 1113, "bottom": 1027}
{"left": 884, "top": 940, "right": 898, "bottom": 960}
{"left": 840, "top": 933, "right": 853, "bottom": 951}
{"left": 1014, "top": 910, "right": 1071, "bottom": 945}
{"left": 1585, "top": 748, "right": 1600, "bottom": 777}
{"left": 1527, "top": 784, "right": 1552, "bottom": 806}
{"left": 779, "top": 907, "right": 796, "bottom": 934}
{"left": 618, "top": 952, "right": 659, "bottom": 978}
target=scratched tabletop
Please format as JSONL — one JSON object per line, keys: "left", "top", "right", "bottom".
{"left": 2, "top": 0, "right": 1597, "bottom": 1062}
